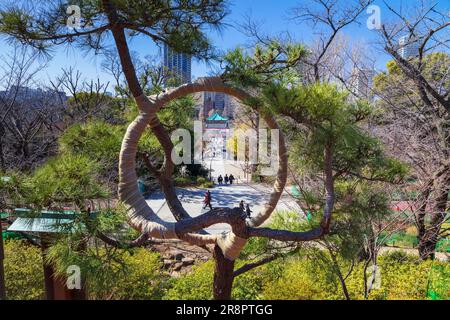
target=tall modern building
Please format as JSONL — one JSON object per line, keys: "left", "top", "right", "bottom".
{"left": 223, "top": 95, "right": 238, "bottom": 119}
{"left": 163, "top": 44, "right": 192, "bottom": 84}
{"left": 398, "top": 35, "right": 419, "bottom": 59}
{"left": 214, "top": 92, "right": 225, "bottom": 110}
{"left": 195, "top": 91, "right": 236, "bottom": 121}
{"left": 204, "top": 92, "right": 215, "bottom": 116}
{"left": 349, "top": 68, "right": 375, "bottom": 100}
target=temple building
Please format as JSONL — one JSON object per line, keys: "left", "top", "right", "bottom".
{"left": 205, "top": 112, "right": 229, "bottom": 129}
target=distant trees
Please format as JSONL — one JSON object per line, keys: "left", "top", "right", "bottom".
{"left": 374, "top": 53, "right": 449, "bottom": 260}
{"left": 288, "top": 0, "right": 375, "bottom": 83}
{"left": 0, "top": 47, "right": 62, "bottom": 170}
{"left": 0, "top": 46, "right": 128, "bottom": 172}
{"left": 374, "top": 1, "right": 449, "bottom": 260}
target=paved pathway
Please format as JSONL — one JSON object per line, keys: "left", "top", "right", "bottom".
{"left": 146, "top": 156, "right": 301, "bottom": 234}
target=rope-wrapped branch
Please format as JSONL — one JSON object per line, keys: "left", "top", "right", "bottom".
{"left": 118, "top": 77, "right": 288, "bottom": 259}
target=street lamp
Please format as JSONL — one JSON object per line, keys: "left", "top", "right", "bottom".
{"left": 209, "top": 149, "right": 215, "bottom": 182}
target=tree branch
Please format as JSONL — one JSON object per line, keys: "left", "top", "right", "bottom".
{"left": 233, "top": 253, "right": 282, "bottom": 278}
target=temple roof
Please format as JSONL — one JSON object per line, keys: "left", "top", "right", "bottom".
{"left": 206, "top": 113, "right": 228, "bottom": 121}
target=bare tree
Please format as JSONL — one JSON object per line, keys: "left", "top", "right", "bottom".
{"left": 49, "top": 67, "right": 116, "bottom": 124}
{"left": 0, "top": 52, "right": 122, "bottom": 171}
{"left": 0, "top": 46, "right": 63, "bottom": 170}
{"left": 375, "top": 0, "right": 449, "bottom": 259}
{"left": 380, "top": 0, "right": 449, "bottom": 113}
{"left": 289, "top": 0, "right": 375, "bottom": 82}
{"left": 101, "top": 50, "right": 173, "bottom": 98}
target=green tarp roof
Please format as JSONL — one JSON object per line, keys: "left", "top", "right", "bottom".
{"left": 8, "top": 217, "right": 73, "bottom": 233}
{"left": 6, "top": 208, "right": 97, "bottom": 234}
{"left": 14, "top": 208, "right": 77, "bottom": 219}
{"left": 206, "top": 113, "right": 228, "bottom": 121}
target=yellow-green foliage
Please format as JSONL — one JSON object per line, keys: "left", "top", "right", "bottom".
{"left": 261, "top": 252, "right": 449, "bottom": 300}
{"left": 3, "top": 240, "right": 448, "bottom": 300}
{"left": 164, "top": 261, "right": 214, "bottom": 300}
{"left": 94, "top": 248, "right": 167, "bottom": 300}
{"left": 47, "top": 240, "right": 167, "bottom": 300}
{"left": 197, "top": 177, "right": 214, "bottom": 189}
{"left": 174, "top": 176, "right": 192, "bottom": 187}
{"left": 4, "top": 240, "right": 166, "bottom": 300}
{"left": 262, "top": 257, "right": 344, "bottom": 300}
{"left": 164, "top": 260, "right": 270, "bottom": 300}
{"left": 369, "top": 254, "right": 449, "bottom": 300}
{"left": 4, "top": 240, "right": 44, "bottom": 300}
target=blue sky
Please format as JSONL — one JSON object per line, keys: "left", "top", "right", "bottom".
{"left": 0, "top": 0, "right": 448, "bottom": 88}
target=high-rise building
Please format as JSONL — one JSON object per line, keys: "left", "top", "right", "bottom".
{"left": 163, "top": 44, "right": 191, "bottom": 84}
{"left": 214, "top": 92, "right": 225, "bottom": 111}
{"left": 349, "top": 68, "right": 375, "bottom": 100}
{"left": 398, "top": 35, "right": 419, "bottom": 59}
{"left": 193, "top": 91, "right": 238, "bottom": 122}
{"left": 224, "top": 95, "right": 238, "bottom": 119}
{"left": 202, "top": 92, "right": 214, "bottom": 117}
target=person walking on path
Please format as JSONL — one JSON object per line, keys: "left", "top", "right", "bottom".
{"left": 239, "top": 200, "right": 245, "bottom": 212}
{"left": 245, "top": 203, "right": 252, "bottom": 218}
{"left": 217, "top": 175, "right": 223, "bottom": 185}
{"left": 224, "top": 174, "right": 229, "bottom": 185}
{"left": 239, "top": 200, "right": 246, "bottom": 219}
{"left": 203, "top": 190, "right": 213, "bottom": 210}
{"left": 229, "top": 174, "right": 235, "bottom": 185}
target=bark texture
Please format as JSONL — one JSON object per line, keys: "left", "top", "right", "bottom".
{"left": 213, "top": 244, "right": 235, "bottom": 300}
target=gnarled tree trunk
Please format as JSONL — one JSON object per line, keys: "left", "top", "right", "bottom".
{"left": 418, "top": 182, "right": 449, "bottom": 260}
{"left": 213, "top": 244, "right": 235, "bottom": 300}
{"left": 417, "top": 163, "right": 449, "bottom": 260}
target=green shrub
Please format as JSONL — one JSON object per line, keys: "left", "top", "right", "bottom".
{"left": 95, "top": 248, "right": 168, "bottom": 300}
{"left": 164, "top": 261, "right": 214, "bottom": 300}
{"left": 3, "top": 239, "right": 448, "bottom": 301}
{"left": 163, "top": 260, "right": 270, "bottom": 300}
{"left": 200, "top": 182, "right": 214, "bottom": 188}
{"left": 3, "top": 240, "right": 168, "bottom": 300}
{"left": 196, "top": 177, "right": 214, "bottom": 188}
{"left": 174, "top": 176, "right": 192, "bottom": 187}
{"left": 4, "top": 240, "right": 44, "bottom": 300}
{"left": 26, "top": 154, "right": 108, "bottom": 206}
{"left": 262, "top": 257, "right": 344, "bottom": 300}
{"left": 436, "top": 238, "right": 449, "bottom": 253}
{"left": 47, "top": 239, "right": 167, "bottom": 300}
{"left": 261, "top": 251, "right": 449, "bottom": 300}
{"left": 379, "top": 231, "right": 419, "bottom": 248}
{"left": 369, "top": 253, "right": 449, "bottom": 300}
{"left": 196, "top": 177, "right": 207, "bottom": 184}
{"left": 232, "top": 264, "right": 269, "bottom": 300}
{"left": 173, "top": 176, "right": 214, "bottom": 188}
